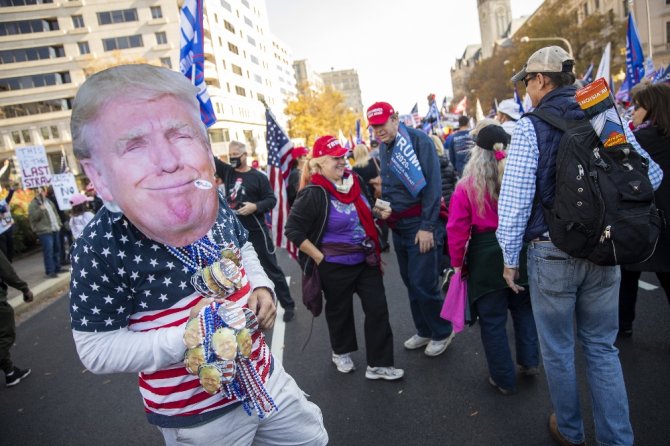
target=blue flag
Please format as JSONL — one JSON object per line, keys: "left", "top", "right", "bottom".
{"left": 625, "top": 13, "right": 645, "bottom": 88}
{"left": 514, "top": 85, "right": 524, "bottom": 114}
{"left": 180, "top": 0, "right": 216, "bottom": 127}
{"left": 581, "top": 63, "right": 594, "bottom": 84}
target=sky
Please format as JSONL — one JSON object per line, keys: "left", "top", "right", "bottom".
{"left": 266, "top": 0, "right": 543, "bottom": 116}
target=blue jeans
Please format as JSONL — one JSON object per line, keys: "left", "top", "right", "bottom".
{"left": 527, "top": 241, "right": 633, "bottom": 446}
{"left": 475, "top": 287, "right": 539, "bottom": 391}
{"left": 392, "top": 220, "right": 452, "bottom": 340}
{"left": 38, "top": 231, "right": 61, "bottom": 275}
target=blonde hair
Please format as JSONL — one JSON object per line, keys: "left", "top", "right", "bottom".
{"left": 458, "top": 125, "right": 507, "bottom": 217}
{"left": 352, "top": 144, "right": 370, "bottom": 168}
{"left": 429, "top": 134, "right": 444, "bottom": 156}
{"left": 299, "top": 155, "right": 331, "bottom": 190}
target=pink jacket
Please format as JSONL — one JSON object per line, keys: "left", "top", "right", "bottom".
{"left": 446, "top": 181, "right": 499, "bottom": 268}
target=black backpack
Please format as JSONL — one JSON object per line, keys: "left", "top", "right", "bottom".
{"left": 528, "top": 109, "right": 662, "bottom": 266}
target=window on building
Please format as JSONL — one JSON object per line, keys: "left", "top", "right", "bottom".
{"left": 232, "top": 64, "right": 242, "bottom": 75}
{"left": 155, "top": 31, "right": 167, "bottom": 45}
{"left": 2, "top": 98, "right": 73, "bottom": 118}
{"left": 244, "top": 16, "right": 253, "bottom": 27}
{"left": 228, "top": 42, "right": 239, "bottom": 54}
{"left": 0, "top": 71, "right": 71, "bottom": 91}
{"left": 221, "top": 0, "right": 231, "bottom": 12}
{"left": 77, "top": 41, "right": 90, "bottom": 55}
{"left": 21, "top": 130, "right": 32, "bottom": 143}
{"left": 247, "top": 36, "right": 256, "bottom": 46}
{"left": 72, "top": 15, "right": 85, "bottom": 28}
{"left": 235, "top": 86, "right": 246, "bottom": 96}
{"left": 97, "top": 9, "right": 138, "bottom": 25}
{"left": 1, "top": 0, "right": 55, "bottom": 5}
{"left": 0, "top": 45, "right": 65, "bottom": 64}
{"left": 160, "top": 57, "right": 171, "bottom": 68}
{"left": 39, "top": 125, "right": 60, "bottom": 140}
{"left": 250, "top": 55, "right": 259, "bottom": 65}
{"left": 224, "top": 20, "right": 235, "bottom": 33}
{"left": 209, "top": 128, "right": 230, "bottom": 143}
{"left": 102, "top": 35, "right": 143, "bottom": 51}
{"left": 150, "top": 5, "right": 163, "bottom": 19}
{"left": 667, "top": 21, "right": 670, "bottom": 44}
{"left": 241, "top": 0, "right": 249, "bottom": 7}
{"left": 254, "top": 74, "right": 262, "bottom": 83}
{"left": 0, "top": 18, "right": 59, "bottom": 35}
{"left": 595, "top": 0, "right": 600, "bottom": 9}
{"left": 243, "top": 130, "right": 255, "bottom": 151}
{"left": 11, "top": 131, "right": 21, "bottom": 144}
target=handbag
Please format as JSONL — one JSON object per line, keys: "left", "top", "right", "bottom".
{"left": 440, "top": 269, "right": 467, "bottom": 333}
{"left": 369, "top": 158, "right": 382, "bottom": 199}
{"left": 301, "top": 262, "right": 324, "bottom": 317}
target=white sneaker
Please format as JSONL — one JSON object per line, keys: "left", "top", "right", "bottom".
{"left": 331, "top": 352, "right": 355, "bottom": 373}
{"left": 403, "top": 334, "right": 431, "bottom": 350}
{"left": 365, "top": 366, "right": 404, "bottom": 381}
{"left": 424, "top": 331, "right": 456, "bottom": 357}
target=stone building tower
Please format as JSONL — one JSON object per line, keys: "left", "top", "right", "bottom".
{"left": 478, "top": 0, "right": 512, "bottom": 58}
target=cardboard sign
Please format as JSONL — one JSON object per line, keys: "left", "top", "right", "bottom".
{"left": 15, "top": 145, "right": 51, "bottom": 189}
{"left": 51, "top": 173, "right": 78, "bottom": 211}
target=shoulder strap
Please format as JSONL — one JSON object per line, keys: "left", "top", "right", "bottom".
{"left": 524, "top": 109, "right": 569, "bottom": 132}
{"left": 371, "top": 157, "right": 380, "bottom": 174}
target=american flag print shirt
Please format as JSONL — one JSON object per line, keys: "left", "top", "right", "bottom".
{"left": 69, "top": 199, "right": 273, "bottom": 425}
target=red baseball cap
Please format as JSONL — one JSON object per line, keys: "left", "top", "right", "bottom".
{"left": 366, "top": 102, "right": 395, "bottom": 126}
{"left": 312, "top": 136, "right": 348, "bottom": 158}
{"left": 292, "top": 146, "right": 309, "bottom": 158}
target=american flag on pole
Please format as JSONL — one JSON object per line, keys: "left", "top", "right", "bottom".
{"left": 410, "top": 103, "right": 421, "bottom": 127}
{"left": 265, "top": 109, "right": 298, "bottom": 259}
{"left": 179, "top": 0, "right": 216, "bottom": 127}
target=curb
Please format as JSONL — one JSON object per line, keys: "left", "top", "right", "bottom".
{"left": 8, "top": 272, "right": 71, "bottom": 316}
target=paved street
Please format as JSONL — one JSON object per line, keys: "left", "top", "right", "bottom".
{"left": 2, "top": 248, "right": 670, "bottom": 445}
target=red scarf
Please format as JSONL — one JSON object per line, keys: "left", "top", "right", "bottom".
{"left": 310, "top": 171, "right": 381, "bottom": 262}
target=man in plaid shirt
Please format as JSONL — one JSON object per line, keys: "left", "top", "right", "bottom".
{"left": 497, "top": 47, "right": 662, "bottom": 446}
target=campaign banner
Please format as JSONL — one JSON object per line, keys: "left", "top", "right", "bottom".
{"left": 51, "top": 172, "right": 78, "bottom": 211}
{"left": 15, "top": 145, "right": 51, "bottom": 189}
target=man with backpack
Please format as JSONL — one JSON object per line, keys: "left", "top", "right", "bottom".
{"left": 497, "top": 46, "right": 663, "bottom": 446}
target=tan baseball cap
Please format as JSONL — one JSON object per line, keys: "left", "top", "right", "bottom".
{"left": 511, "top": 46, "right": 574, "bottom": 83}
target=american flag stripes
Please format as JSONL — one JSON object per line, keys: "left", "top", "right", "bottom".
{"left": 410, "top": 103, "right": 421, "bottom": 127}
{"left": 179, "top": 0, "right": 216, "bottom": 127}
{"left": 265, "top": 109, "right": 298, "bottom": 259}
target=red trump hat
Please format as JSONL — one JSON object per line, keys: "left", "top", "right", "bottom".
{"left": 312, "top": 136, "right": 348, "bottom": 158}
{"left": 366, "top": 102, "right": 395, "bottom": 126}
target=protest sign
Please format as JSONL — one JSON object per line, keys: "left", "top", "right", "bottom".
{"left": 51, "top": 172, "right": 78, "bottom": 211}
{"left": 15, "top": 145, "right": 51, "bottom": 189}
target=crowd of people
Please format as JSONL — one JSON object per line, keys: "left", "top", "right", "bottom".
{"left": 0, "top": 41, "right": 662, "bottom": 446}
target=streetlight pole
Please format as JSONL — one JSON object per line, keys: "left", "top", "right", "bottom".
{"left": 520, "top": 36, "right": 574, "bottom": 58}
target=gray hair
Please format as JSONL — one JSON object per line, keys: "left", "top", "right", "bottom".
{"left": 228, "top": 141, "right": 246, "bottom": 154}
{"left": 70, "top": 63, "right": 205, "bottom": 159}
{"left": 459, "top": 125, "right": 507, "bottom": 218}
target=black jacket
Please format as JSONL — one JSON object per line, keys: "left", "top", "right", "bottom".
{"left": 285, "top": 173, "right": 375, "bottom": 275}
{"left": 438, "top": 155, "right": 456, "bottom": 207}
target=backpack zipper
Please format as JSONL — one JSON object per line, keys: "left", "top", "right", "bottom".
{"left": 599, "top": 225, "right": 611, "bottom": 243}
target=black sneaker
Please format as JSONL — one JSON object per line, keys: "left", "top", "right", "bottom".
{"left": 282, "top": 308, "right": 295, "bottom": 322}
{"left": 5, "top": 367, "right": 31, "bottom": 387}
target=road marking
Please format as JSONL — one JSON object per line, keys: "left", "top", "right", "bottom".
{"left": 639, "top": 280, "right": 658, "bottom": 291}
{"left": 270, "top": 275, "right": 290, "bottom": 365}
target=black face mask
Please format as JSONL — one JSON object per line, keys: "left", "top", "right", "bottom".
{"left": 229, "top": 156, "right": 242, "bottom": 168}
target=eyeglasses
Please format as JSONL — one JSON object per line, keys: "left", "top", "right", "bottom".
{"left": 523, "top": 74, "right": 537, "bottom": 87}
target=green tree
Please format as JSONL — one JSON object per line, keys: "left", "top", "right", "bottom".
{"left": 285, "top": 83, "right": 358, "bottom": 147}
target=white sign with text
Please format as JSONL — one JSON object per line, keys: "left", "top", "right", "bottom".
{"left": 51, "top": 173, "right": 78, "bottom": 211}
{"left": 15, "top": 145, "right": 51, "bottom": 189}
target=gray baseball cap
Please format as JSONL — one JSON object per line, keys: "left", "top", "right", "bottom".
{"left": 511, "top": 46, "right": 574, "bottom": 83}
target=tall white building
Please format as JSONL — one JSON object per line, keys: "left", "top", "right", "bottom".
{"left": 478, "top": 0, "right": 512, "bottom": 58}
{"left": 0, "top": 0, "right": 296, "bottom": 177}
{"left": 320, "top": 68, "right": 363, "bottom": 116}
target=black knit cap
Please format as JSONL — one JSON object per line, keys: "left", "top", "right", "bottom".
{"left": 476, "top": 124, "right": 509, "bottom": 151}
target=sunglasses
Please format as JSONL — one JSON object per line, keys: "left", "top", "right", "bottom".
{"left": 523, "top": 74, "right": 537, "bottom": 87}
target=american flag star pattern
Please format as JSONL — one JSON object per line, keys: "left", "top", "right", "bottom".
{"left": 265, "top": 109, "right": 298, "bottom": 259}
{"left": 69, "top": 197, "right": 272, "bottom": 425}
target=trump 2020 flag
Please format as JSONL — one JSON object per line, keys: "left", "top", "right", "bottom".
{"left": 266, "top": 109, "right": 297, "bottom": 259}
{"left": 180, "top": 0, "right": 216, "bottom": 127}
{"left": 625, "top": 13, "right": 645, "bottom": 88}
